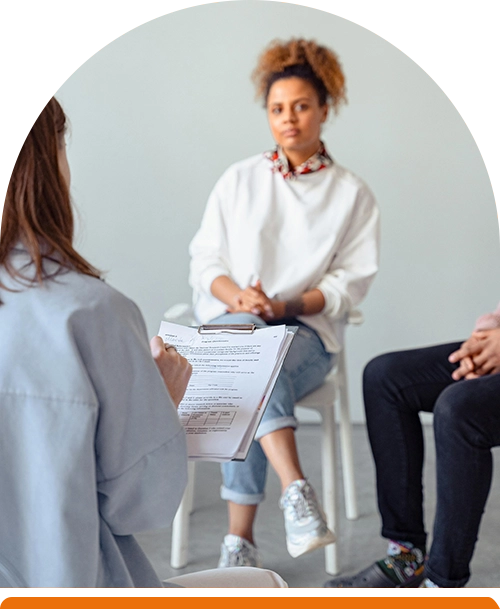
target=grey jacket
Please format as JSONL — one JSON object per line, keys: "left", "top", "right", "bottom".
{"left": 0, "top": 249, "right": 187, "bottom": 587}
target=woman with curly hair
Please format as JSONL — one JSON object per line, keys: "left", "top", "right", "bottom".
{"left": 190, "top": 38, "right": 380, "bottom": 567}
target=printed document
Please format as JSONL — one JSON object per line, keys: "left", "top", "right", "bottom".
{"left": 158, "top": 321, "right": 295, "bottom": 461}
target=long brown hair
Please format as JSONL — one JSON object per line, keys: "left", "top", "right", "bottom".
{"left": 0, "top": 97, "right": 100, "bottom": 292}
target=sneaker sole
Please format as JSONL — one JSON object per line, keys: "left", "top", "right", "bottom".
{"left": 287, "top": 528, "right": 336, "bottom": 558}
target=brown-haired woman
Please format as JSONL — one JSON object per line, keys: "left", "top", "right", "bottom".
{"left": 0, "top": 97, "right": 194, "bottom": 587}
{"left": 190, "top": 38, "right": 380, "bottom": 567}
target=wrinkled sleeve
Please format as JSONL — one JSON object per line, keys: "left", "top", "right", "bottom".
{"left": 316, "top": 186, "right": 380, "bottom": 320}
{"left": 474, "top": 301, "right": 500, "bottom": 331}
{"left": 189, "top": 174, "right": 232, "bottom": 295}
{"left": 73, "top": 292, "right": 187, "bottom": 535}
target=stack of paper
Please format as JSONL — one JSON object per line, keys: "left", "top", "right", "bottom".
{"left": 158, "top": 321, "right": 296, "bottom": 462}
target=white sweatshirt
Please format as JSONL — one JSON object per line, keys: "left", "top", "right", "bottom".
{"left": 189, "top": 154, "right": 380, "bottom": 353}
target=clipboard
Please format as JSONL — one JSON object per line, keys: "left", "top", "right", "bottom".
{"left": 231, "top": 325, "right": 298, "bottom": 461}
{"left": 158, "top": 320, "right": 298, "bottom": 462}
{"left": 198, "top": 324, "right": 256, "bottom": 334}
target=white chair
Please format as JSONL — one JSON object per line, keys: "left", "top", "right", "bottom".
{"left": 294, "top": 309, "right": 362, "bottom": 575}
{"left": 165, "top": 305, "right": 362, "bottom": 575}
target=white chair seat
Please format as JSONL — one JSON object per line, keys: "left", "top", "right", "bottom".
{"left": 298, "top": 376, "right": 337, "bottom": 405}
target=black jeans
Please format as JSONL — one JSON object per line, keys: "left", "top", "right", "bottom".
{"left": 364, "top": 343, "right": 500, "bottom": 587}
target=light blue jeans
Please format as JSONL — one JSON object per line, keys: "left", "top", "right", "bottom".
{"left": 208, "top": 312, "right": 335, "bottom": 505}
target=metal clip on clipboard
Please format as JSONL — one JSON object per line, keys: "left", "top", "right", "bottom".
{"left": 198, "top": 324, "right": 256, "bottom": 334}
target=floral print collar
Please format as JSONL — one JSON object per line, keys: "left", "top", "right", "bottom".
{"left": 264, "top": 142, "right": 333, "bottom": 180}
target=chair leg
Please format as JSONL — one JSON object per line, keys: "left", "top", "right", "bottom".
{"left": 186, "top": 461, "right": 196, "bottom": 515}
{"left": 321, "top": 402, "right": 339, "bottom": 575}
{"left": 336, "top": 351, "right": 358, "bottom": 521}
{"left": 171, "top": 461, "right": 195, "bottom": 569}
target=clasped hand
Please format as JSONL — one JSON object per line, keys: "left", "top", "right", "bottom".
{"left": 227, "top": 280, "right": 276, "bottom": 320}
{"left": 448, "top": 328, "right": 500, "bottom": 380}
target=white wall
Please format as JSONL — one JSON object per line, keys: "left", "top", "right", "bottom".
{"left": 57, "top": 1, "right": 499, "bottom": 422}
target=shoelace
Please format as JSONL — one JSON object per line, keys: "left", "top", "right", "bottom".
{"left": 281, "top": 484, "right": 317, "bottom": 521}
{"left": 227, "top": 541, "right": 253, "bottom": 565}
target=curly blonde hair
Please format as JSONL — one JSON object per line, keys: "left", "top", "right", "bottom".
{"left": 252, "top": 38, "right": 347, "bottom": 113}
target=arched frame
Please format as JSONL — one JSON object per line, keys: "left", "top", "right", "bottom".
{"left": 0, "top": 0, "right": 500, "bottom": 608}
{"left": 0, "top": 0, "right": 500, "bottom": 217}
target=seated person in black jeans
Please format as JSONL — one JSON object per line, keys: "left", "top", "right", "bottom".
{"left": 325, "top": 302, "right": 500, "bottom": 588}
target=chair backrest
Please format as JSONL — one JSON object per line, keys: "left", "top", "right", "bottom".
{"left": 164, "top": 303, "right": 196, "bottom": 326}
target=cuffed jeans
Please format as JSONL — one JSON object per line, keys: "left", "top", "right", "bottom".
{"left": 208, "top": 312, "right": 335, "bottom": 506}
{"left": 364, "top": 343, "right": 500, "bottom": 587}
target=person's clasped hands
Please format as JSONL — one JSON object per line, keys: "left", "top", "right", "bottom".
{"left": 449, "top": 327, "right": 500, "bottom": 380}
{"left": 226, "top": 279, "right": 277, "bottom": 320}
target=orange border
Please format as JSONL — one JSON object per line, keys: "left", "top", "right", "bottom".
{"left": 0, "top": 0, "right": 500, "bottom": 609}
{"left": 0, "top": 589, "right": 500, "bottom": 609}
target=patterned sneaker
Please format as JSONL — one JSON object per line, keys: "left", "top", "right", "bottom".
{"left": 279, "top": 479, "right": 336, "bottom": 558}
{"left": 218, "top": 534, "right": 263, "bottom": 568}
{"left": 324, "top": 541, "right": 426, "bottom": 588}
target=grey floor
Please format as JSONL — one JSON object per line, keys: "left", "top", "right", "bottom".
{"left": 136, "top": 423, "right": 500, "bottom": 588}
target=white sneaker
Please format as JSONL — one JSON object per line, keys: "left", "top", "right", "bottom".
{"left": 218, "top": 534, "right": 263, "bottom": 568}
{"left": 279, "top": 479, "right": 336, "bottom": 558}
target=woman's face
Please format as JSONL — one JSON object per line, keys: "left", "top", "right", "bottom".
{"left": 267, "top": 76, "right": 328, "bottom": 164}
